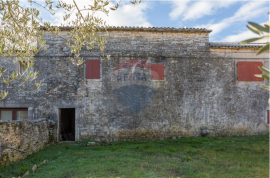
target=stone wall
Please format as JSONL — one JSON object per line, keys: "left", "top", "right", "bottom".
{"left": 0, "top": 27, "right": 268, "bottom": 143}
{"left": 0, "top": 119, "right": 55, "bottom": 166}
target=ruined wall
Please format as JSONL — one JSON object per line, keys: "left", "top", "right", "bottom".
{"left": 0, "top": 119, "right": 55, "bottom": 166}
{"left": 0, "top": 28, "right": 268, "bottom": 142}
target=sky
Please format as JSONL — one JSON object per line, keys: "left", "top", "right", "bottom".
{"left": 24, "top": 0, "right": 270, "bottom": 43}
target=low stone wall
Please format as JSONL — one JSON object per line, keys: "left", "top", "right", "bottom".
{"left": 0, "top": 119, "right": 55, "bottom": 166}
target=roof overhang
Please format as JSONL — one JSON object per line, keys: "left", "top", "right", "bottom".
{"left": 40, "top": 26, "right": 212, "bottom": 33}
{"left": 210, "top": 42, "right": 266, "bottom": 49}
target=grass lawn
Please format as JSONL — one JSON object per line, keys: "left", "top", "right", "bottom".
{"left": 0, "top": 135, "right": 269, "bottom": 178}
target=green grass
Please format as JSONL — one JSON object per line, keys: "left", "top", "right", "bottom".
{"left": 0, "top": 135, "right": 269, "bottom": 178}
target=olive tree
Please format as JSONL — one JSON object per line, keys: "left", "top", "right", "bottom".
{"left": 0, "top": 0, "right": 141, "bottom": 100}
{"left": 239, "top": 21, "right": 269, "bottom": 104}
{"left": 239, "top": 21, "right": 269, "bottom": 55}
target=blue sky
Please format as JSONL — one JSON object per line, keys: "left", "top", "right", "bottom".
{"left": 23, "top": 0, "right": 270, "bottom": 42}
{"left": 102, "top": 0, "right": 269, "bottom": 42}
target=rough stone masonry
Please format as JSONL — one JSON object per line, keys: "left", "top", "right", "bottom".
{"left": 0, "top": 119, "right": 55, "bottom": 166}
{"left": 0, "top": 27, "right": 269, "bottom": 143}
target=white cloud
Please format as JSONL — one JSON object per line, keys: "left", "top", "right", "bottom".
{"left": 202, "top": 22, "right": 229, "bottom": 36}
{"left": 195, "top": 1, "right": 268, "bottom": 36}
{"left": 220, "top": 30, "right": 265, "bottom": 42}
{"left": 169, "top": 0, "right": 191, "bottom": 20}
{"left": 220, "top": 21, "right": 268, "bottom": 42}
{"left": 52, "top": 0, "right": 151, "bottom": 27}
{"left": 229, "top": 1, "right": 268, "bottom": 21}
{"left": 183, "top": 1, "right": 236, "bottom": 21}
{"left": 102, "top": 3, "right": 152, "bottom": 27}
{"left": 169, "top": 0, "right": 236, "bottom": 21}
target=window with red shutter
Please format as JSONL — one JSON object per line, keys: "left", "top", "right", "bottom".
{"left": 151, "top": 64, "right": 164, "bottom": 80}
{"left": 86, "top": 60, "right": 100, "bottom": 79}
{"left": 237, "top": 61, "right": 263, "bottom": 82}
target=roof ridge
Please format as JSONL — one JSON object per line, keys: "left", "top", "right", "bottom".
{"left": 210, "top": 42, "right": 266, "bottom": 44}
{"left": 40, "top": 26, "right": 212, "bottom": 33}
{"left": 210, "top": 42, "right": 266, "bottom": 48}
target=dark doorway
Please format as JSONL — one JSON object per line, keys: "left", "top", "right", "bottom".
{"left": 60, "top": 108, "right": 75, "bottom": 141}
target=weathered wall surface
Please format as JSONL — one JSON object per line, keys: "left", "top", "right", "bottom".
{"left": 0, "top": 28, "right": 268, "bottom": 142}
{"left": 0, "top": 119, "right": 55, "bottom": 166}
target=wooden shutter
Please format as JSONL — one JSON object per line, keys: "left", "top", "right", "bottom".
{"left": 158, "top": 64, "right": 165, "bottom": 80}
{"left": 250, "top": 62, "right": 263, "bottom": 81}
{"left": 237, "top": 62, "right": 250, "bottom": 81}
{"left": 151, "top": 64, "right": 164, "bottom": 80}
{"left": 12, "top": 110, "right": 16, "bottom": 120}
{"left": 86, "top": 60, "right": 100, "bottom": 79}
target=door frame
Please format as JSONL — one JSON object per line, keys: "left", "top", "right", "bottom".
{"left": 57, "top": 107, "right": 78, "bottom": 142}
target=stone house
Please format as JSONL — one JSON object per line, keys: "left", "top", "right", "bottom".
{"left": 0, "top": 27, "right": 269, "bottom": 142}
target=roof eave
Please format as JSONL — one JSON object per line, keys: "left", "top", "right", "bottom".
{"left": 210, "top": 46, "right": 263, "bottom": 49}
{"left": 40, "top": 26, "right": 212, "bottom": 33}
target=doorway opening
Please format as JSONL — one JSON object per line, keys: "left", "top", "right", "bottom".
{"left": 59, "top": 108, "right": 75, "bottom": 141}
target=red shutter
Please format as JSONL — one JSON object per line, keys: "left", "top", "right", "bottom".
{"left": 250, "top": 62, "right": 263, "bottom": 81}
{"left": 12, "top": 110, "right": 16, "bottom": 120}
{"left": 92, "top": 60, "right": 100, "bottom": 79}
{"left": 267, "top": 110, "right": 269, "bottom": 125}
{"left": 86, "top": 60, "right": 100, "bottom": 79}
{"left": 158, "top": 64, "right": 165, "bottom": 80}
{"left": 151, "top": 64, "right": 159, "bottom": 80}
{"left": 237, "top": 62, "right": 250, "bottom": 81}
{"left": 151, "top": 64, "right": 164, "bottom": 80}
{"left": 86, "top": 60, "right": 92, "bottom": 79}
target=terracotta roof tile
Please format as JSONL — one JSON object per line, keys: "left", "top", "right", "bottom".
{"left": 40, "top": 26, "right": 212, "bottom": 33}
{"left": 210, "top": 42, "right": 266, "bottom": 48}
